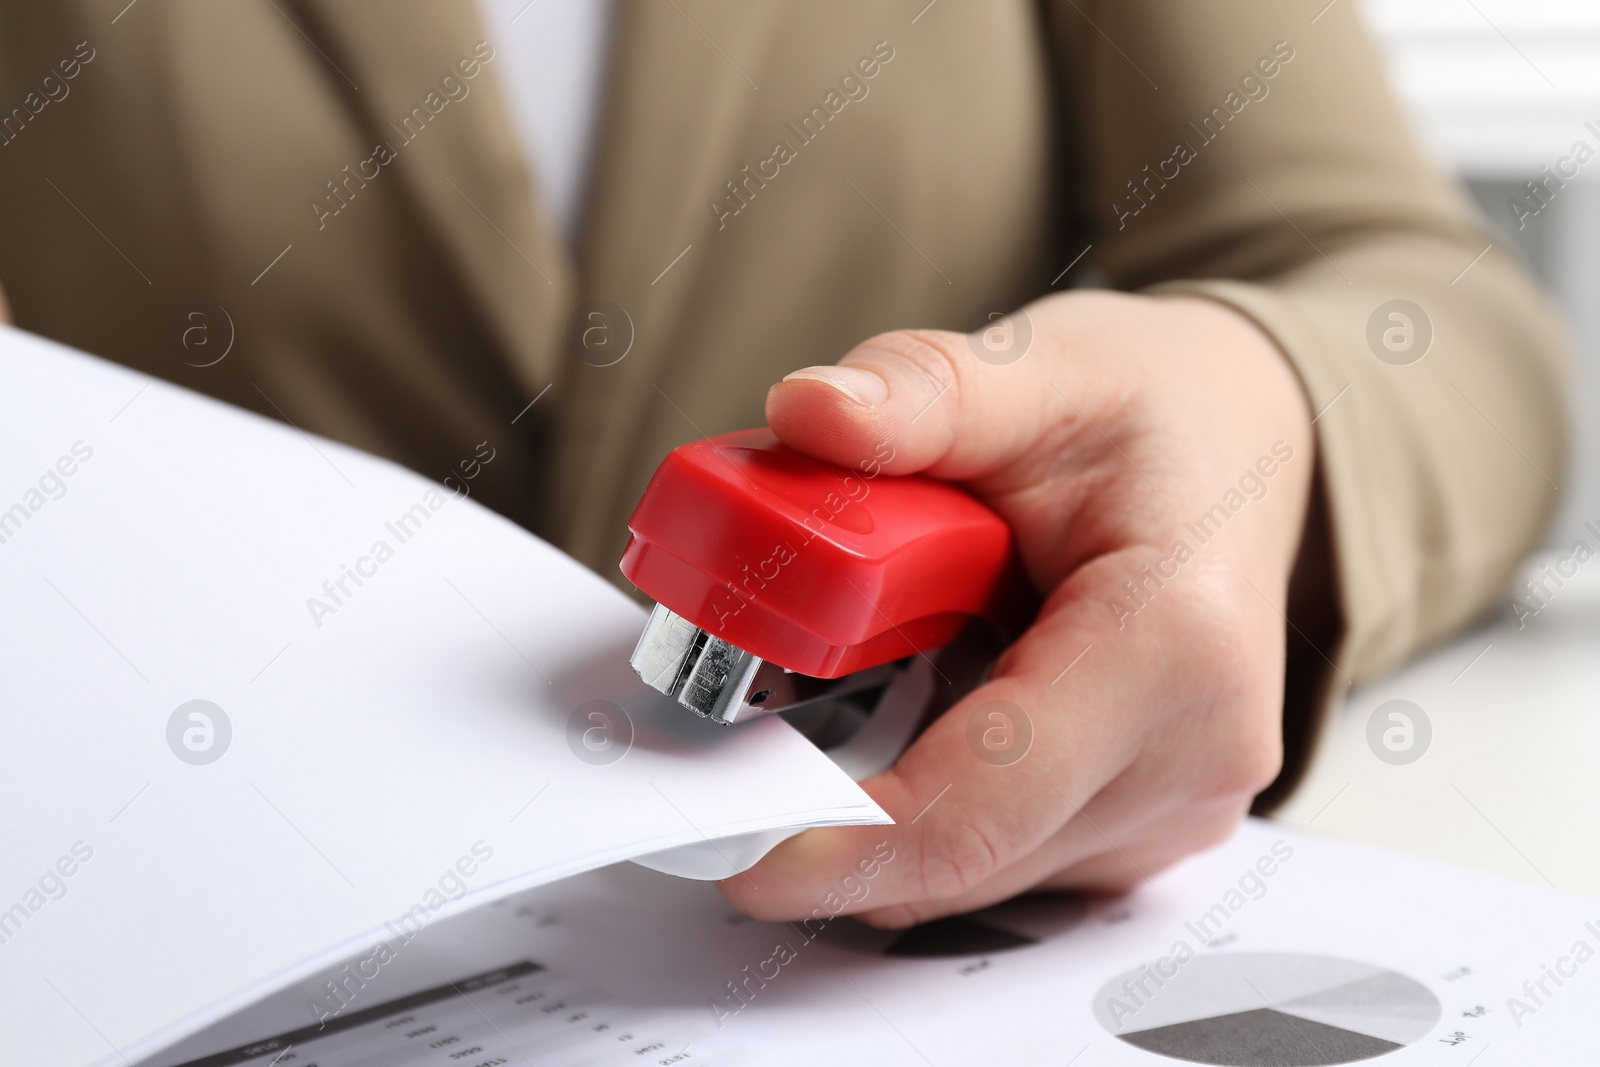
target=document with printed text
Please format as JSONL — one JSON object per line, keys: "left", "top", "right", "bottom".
{"left": 143, "top": 818, "right": 1599, "bottom": 1066}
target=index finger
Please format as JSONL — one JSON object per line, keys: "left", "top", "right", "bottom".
{"left": 718, "top": 571, "right": 1140, "bottom": 923}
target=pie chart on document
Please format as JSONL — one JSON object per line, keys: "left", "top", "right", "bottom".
{"left": 1093, "top": 951, "right": 1442, "bottom": 1065}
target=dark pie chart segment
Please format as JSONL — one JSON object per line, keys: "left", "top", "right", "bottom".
{"left": 884, "top": 915, "right": 1037, "bottom": 958}
{"left": 817, "top": 893, "right": 1086, "bottom": 958}
{"left": 1093, "top": 952, "right": 1441, "bottom": 1066}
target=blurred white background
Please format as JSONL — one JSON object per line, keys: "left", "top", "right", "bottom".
{"left": 1364, "top": 0, "right": 1600, "bottom": 545}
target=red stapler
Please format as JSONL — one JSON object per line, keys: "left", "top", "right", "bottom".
{"left": 620, "top": 429, "right": 1021, "bottom": 728}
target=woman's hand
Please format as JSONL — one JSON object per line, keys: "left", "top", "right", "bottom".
{"left": 719, "top": 289, "right": 1315, "bottom": 927}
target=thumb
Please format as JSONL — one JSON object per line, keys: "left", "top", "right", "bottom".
{"left": 765, "top": 324, "right": 1055, "bottom": 482}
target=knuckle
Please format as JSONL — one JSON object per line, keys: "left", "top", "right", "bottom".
{"left": 914, "top": 818, "right": 1004, "bottom": 901}
{"left": 1212, "top": 721, "right": 1284, "bottom": 799}
{"left": 1196, "top": 799, "right": 1253, "bottom": 848}
{"left": 1168, "top": 797, "right": 1255, "bottom": 861}
{"left": 1170, "top": 572, "right": 1254, "bottom": 651}
{"left": 1170, "top": 582, "right": 1258, "bottom": 697}
{"left": 1162, "top": 579, "right": 1284, "bottom": 799}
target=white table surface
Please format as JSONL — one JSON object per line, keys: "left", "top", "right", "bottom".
{"left": 1275, "top": 550, "right": 1600, "bottom": 896}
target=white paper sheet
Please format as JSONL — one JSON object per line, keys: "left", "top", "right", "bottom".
{"left": 141, "top": 818, "right": 1600, "bottom": 1066}
{"left": 0, "top": 327, "right": 887, "bottom": 1067}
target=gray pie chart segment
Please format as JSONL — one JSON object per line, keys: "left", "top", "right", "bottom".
{"left": 1119, "top": 1009, "right": 1403, "bottom": 1066}
{"left": 1093, "top": 953, "right": 1388, "bottom": 1034}
{"left": 1278, "top": 972, "right": 1442, "bottom": 1046}
{"left": 1093, "top": 953, "right": 1441, "bottom": 1065}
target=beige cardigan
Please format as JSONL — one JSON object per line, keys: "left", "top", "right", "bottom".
{"left": 0, "top": 0, "right": 1569, "bottom": 804}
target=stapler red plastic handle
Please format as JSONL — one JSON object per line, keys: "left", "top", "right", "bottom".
{"left": 620, "top": 429, "right": 1014, "bottom": 724}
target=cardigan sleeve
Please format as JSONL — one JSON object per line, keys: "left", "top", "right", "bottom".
{"left": 1049, "top": 0, "right": 1572, "bottom": 803}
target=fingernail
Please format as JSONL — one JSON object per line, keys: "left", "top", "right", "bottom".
{"left": 781, "top": 365, "right": 889, "bottom": 406}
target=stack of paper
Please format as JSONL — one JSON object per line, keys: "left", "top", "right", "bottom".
{"left": 0, "top": 327, "right": 888, "bottom": 1067}
{"left": 145, "top": 818, "right": 1600, "bottom": 1065}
